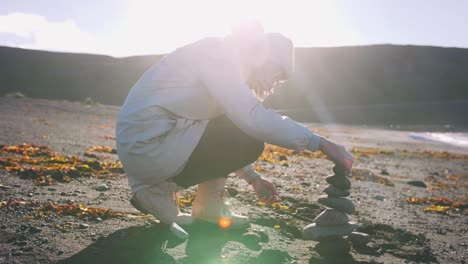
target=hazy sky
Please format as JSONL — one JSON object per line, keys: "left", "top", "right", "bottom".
{"left": 1, "top": 0, "right": 467, "bottom": 57}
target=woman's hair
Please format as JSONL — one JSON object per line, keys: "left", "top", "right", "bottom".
{"left": 229, "top": 20, "right": 294, "bottom": 101}
{"left": 251, "top": 81, "right": 274, "bottom": 102}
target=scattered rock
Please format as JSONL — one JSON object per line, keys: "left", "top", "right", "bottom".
{"left": 302, "top": 223, "right": 358, "bottom": 241}
{"left": 323, "top": 185, "right": 350, "bottom": 197}
{"left": 0, "top": 184, "right": 12, "bottom": 190}
{"left": 317, "top": 195, "right": 356, "bottom": 214}
{"left": 22, "top": 246, "right": 33, "bottom": 252}
{"left": 374, "top": 195, "right": 386, "bottom": 201}
{"left": 14, "top": 241, "right": 28, "bottom": 246}
{"left": 326, "top": 175, "right": 351, "bottom": 190}
{"left": 225, "top": 187, "right": 239, "bottom": 197}
{"left": 28, "top": 226, "right": 42, "bottom": 234}
{"left": 347, "top": 232, "right": 371, "bottom": 246}
{"left": 381, "top": 169, "right": 390, "bottom": 175}
{"left": 79, "top": 223, "right": 90, "bottom": 229}
{"left": 11, "top": 249, "right": 23, "bottom": 256}
{"left": 314, "top": 209, "right": 349, "bottom": 226}
{"left": 407, "top": 180, "right": 427, "bottom": 188}
{"left": 95, "top": 184, "right": 110, "bottom": 191}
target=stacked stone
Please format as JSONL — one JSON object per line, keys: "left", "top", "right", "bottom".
{"left": 302, "top": 165, "right": 363, "bottom": 256}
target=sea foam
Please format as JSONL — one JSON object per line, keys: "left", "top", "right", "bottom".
{"left": 409, "top": 132, "right": 468, "bottom": 148}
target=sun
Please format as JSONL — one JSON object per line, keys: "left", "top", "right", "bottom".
{"left": 115, "top": 0, "right": 350, "bottom": 55}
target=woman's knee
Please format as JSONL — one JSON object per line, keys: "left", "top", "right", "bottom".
{"left": 246, "top": 140, "right": 265, "bottom": 163}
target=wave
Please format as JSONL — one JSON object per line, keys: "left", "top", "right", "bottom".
{"left": 409, "top": 132, "right": 468, "bottom": 148}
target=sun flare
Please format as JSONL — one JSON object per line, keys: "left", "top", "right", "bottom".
{"left": 115, "top": 0, "right": 353, "bottom": 55}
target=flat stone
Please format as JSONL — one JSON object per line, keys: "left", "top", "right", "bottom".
{"left": 347, "top": 232, "right": 371, "bottom": 246}
{"left": 317, "top": 195, "right": 356, "bottom": 214}
{"left": 315, "top": 237, "right": 351, "bottom": 255}
{"left": 326, "top": 175, "right": 351, "bottom": 190}
{"left": 332, "top": 165, "right": 350, "bottom": 177}
{"left": 323, "top": 185, "right": 350, "bottom": 197}
{"left": 302, "top": 223, "right": 358, "bottom": 241}
{"left": 95, "top": 184, "right": 110, "bottom": 191}
{"left": 314, "top": 209, "right": 349, "bottom": 226}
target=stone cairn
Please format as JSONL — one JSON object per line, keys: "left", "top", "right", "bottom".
{"left": 302, "top": 165, "right": 370, "bottom": 256}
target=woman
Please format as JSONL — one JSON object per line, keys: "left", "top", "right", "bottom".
{"left": 116, "top": 22, "right": 353, "bottom": 239}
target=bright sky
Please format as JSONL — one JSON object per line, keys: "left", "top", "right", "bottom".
{"left": 1, "top": 0, "right": 467, "bottom": 57}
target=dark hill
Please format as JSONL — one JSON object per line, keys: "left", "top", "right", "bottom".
{"left": 0, "top": 46, "right": 163, "bottom": 106}
{"left": 1, "top": 45, "right": 467, "bottom": 125}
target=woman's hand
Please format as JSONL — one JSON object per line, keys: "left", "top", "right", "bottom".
{"left": 251, "top": 177, "right": 280, "bottom": 204}
{"left": 318, "top": 137, "right": 354, "bottom": 172}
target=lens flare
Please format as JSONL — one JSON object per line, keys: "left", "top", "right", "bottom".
{"left": 218, "top": 217, "right": 232, "bottom": 229}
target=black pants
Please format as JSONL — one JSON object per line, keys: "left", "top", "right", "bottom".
{"left": 172, "top": 115, "right": 265, "bottom": 188}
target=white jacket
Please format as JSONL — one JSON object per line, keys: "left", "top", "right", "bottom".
{"left": 116, "top": 37, "right": 321, "bottom": 193}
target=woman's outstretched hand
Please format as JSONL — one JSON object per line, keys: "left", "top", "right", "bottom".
{"left": 251, "top": 177, "right": 280, "bottom": 204}
{"left": 318, "top": 137, "right": 354, "bottom": 172}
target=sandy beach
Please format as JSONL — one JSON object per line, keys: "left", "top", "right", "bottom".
{"left": 0, "top": 97, "right": 466, "bottom": 264}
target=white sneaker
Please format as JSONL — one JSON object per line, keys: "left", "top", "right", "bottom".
{"left": 132, "top": 181, "right": 193, "bottom": 237}
{"left": 191, "top": 177, "right": 249, "bottom": 229}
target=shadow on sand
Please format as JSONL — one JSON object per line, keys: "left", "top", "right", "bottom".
{"left": 60, "top": 222, "right": 412, "bottom": 263}
{"left": 57, "top": 221, "right": 266, "bottom": 264}
{"left": 56, "top": 223, "right": 176, "bottom": 264}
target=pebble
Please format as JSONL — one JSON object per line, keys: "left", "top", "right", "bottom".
{"left": 314, "top": 209, "right": 349, "bottom": 226}
{"left": 407, "top": 180, "right": 427, "bottom": 188}
{"left": 0, "top": 184, "right": 12, "bottom": 190}
{"left": 95, "top": 184, "right": 110, "bottom": 191}
{"left": 79, "top": 223, "right": 90, "bottom": 229}
{"left": 347, "top": 232, "right": 371, "bottom": 246}
{"left": 22, "top": 246, "right": 33, "bottom": 252}
{"left": 374, "top": 195, "right": 386, "bottom": 201}
{"left": 326, "top": 175, "right": 351, "bottom": 190}
{"left": 317, "top": 195, "right": 356, "bottom": 214}
{"left": 323, "top": 185, "right": 350, "bottom": 197}
{"left": 28, "top": 226, "right": 42, "bottom": 234}
{"left": 381, "top": 169, "right": 390, "bottom": 175}
{"left": 11, "top": 249, "right": 23, "bottom": 256}
{"left": 302, "top": 223, "right": 358, "bottom": 241}
{"left": 15, "top": 241, "right": 28, "bottom": 246}
{"left": 225, "top": 187, "right": 239, "bottom": 197}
